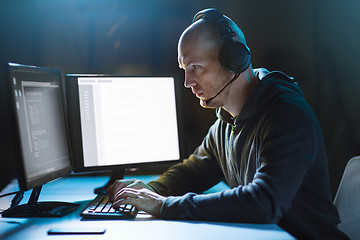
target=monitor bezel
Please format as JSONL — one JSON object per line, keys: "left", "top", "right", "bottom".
{"left": 5, "top": 62, "right": 72, "bottom": 191}
{"left": 65, "top": 74, "right": 185, "bottom": 173}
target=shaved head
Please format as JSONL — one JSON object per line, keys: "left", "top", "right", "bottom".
{"left": 178, "top": 19, "right": 222, "bottom": 63}
{"left": 178, "top": 16, "right": 247, "bottom": 63}
{"left": 177, "top": 9, "right": 256, "bottom": 116}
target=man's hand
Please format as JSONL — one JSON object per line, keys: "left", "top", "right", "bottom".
{"left": 107, "top": 179, "right": 154, "bottom": 201}
{"left": 112, "top": 187, "right": 166, "bottom": 217}
{"left": 106, "top": 179, "right": 166, "bottom": 217}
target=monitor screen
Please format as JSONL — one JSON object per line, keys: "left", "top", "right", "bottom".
{"left": 66, "top": 75, "right": 183, "bottom": 173}
{"left": 6, "top": 63, "right": 72, "bottom": 191}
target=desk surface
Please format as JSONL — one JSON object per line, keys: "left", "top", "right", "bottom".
{"left": 0, "top": 175, "right": 295, "bottom": 240}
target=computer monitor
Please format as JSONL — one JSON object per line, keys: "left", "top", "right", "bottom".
{"left": 65, "top": 74, "right": 184, "bottom": 194}
{"left": 1, "top": 63, "right": 79, "bottom": 217}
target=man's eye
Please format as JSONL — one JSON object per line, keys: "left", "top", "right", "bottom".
{"left": 192, "top": 65, "right": 199, "bottom": 71}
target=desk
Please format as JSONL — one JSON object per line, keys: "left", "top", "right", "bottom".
{"left": 0, "top": 175, "right": 295, "bottom": 240}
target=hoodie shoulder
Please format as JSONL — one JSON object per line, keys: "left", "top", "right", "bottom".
{"left": 254, "top": 68, "right": 295, "bottom": 83}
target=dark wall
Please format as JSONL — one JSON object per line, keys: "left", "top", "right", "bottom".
{"left": 0, "top": 0, "right": 359, "bottom": 196}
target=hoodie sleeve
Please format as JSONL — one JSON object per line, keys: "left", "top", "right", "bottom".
{"left": 148, "top": 120, "right": 225, "bottom": 197}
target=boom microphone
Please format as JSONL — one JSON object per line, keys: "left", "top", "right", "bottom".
{"left": 205, "top": 73, "right": 240, "bottom": 105}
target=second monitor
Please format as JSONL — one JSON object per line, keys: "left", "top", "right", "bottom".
{"left": 65, "top": 75, "right": 183, "bottom": 193}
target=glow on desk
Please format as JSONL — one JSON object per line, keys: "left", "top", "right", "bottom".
{"left": 0, "top": 175, "right": 295, "bottom": 240}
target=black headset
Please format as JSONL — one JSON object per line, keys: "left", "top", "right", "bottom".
{"left": 192, "top": 8, "right": 251, "bottom": 74}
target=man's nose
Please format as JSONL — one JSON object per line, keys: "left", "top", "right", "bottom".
{"left": 184, "top": 72, "right": 196, "bottom": 88}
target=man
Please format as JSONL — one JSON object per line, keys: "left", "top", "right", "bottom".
{"left": 107, "top": 9, "right": 348, "bottom": 239}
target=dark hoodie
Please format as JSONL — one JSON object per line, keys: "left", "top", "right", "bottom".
{"left": 149, "top": 69, "right": 348, "bottom": 239}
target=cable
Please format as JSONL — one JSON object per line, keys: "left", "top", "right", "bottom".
{"left": 0, "top": 191, "right": 20, "bottom": 199}
{"left": 0, "top": 191, "right": 24, "bottom": 216}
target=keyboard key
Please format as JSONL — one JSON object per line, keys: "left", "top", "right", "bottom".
{"left": 80, "top": 194, "right": 138, "bottom": 219}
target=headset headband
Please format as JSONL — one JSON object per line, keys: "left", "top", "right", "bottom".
{"left": 192, "top": 8, "right": 236, "bottom": 40}
{"left": 192, "top": 8, "right": 251, "bottom": 74}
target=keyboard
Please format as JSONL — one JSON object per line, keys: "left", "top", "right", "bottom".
{"left": 81, "top": 194, "right": 138, "bottom": 219}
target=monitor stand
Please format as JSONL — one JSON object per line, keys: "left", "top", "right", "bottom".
{"left": 94, "top": 167, "right": 126, "bottom": 195}
{"left": 2, "top": 186, "right": 79, "bottom": 218}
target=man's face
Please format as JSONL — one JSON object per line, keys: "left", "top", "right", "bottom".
{"left": 178, "top": 37, "right": 233, "bottom": 108}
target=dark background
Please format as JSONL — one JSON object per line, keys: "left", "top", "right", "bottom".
{"left": 0, "top": 0, "right": 359, "bottom": 197}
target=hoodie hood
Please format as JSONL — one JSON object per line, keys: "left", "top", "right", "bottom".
{"left": 217, "top": 68, "right": 305, "bottom": 125}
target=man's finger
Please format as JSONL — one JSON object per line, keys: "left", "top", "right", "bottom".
{"left": 112, "top": 188, "right": 140, "bottom": 208}
{"left": 107, "top": 180, "right": 134, "bottom": 201}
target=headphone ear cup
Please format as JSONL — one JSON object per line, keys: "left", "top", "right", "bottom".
{"left": 220, "top": 41, "right": 251, "bottom": 74}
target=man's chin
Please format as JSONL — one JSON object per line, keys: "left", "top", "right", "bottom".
{"left": 200, "top": 99, "right": 216, "bottom": 109}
